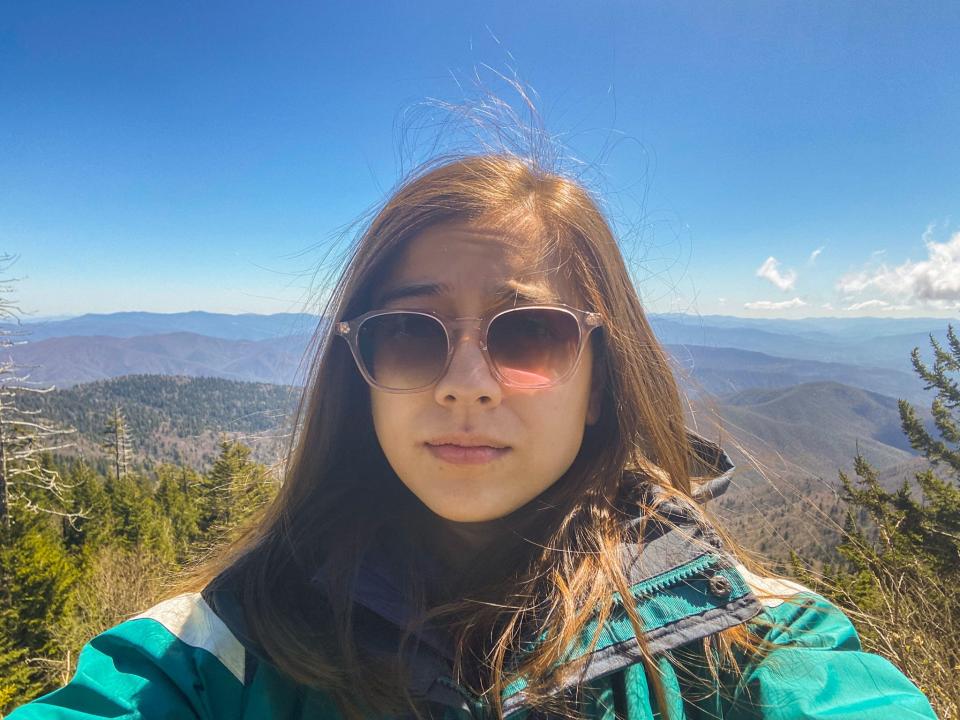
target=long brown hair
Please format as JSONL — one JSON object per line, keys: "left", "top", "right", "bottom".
{"left": 183, "top": 152, "right": 752, "bottom": 719}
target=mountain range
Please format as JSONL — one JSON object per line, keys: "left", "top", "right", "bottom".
{"left": 5, "top": 312, "right": 941, "bottom": 404}
{"left": 9, "top": 310, "right": 953, "bottom": 564}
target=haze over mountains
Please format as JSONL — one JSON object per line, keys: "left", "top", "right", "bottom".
{"left": 13, "top": 311, "right": 319, "bottom": 343}
{"left": 9, "top": 310, "right": 951, "bottom": 562}
{"left": 6, "top": 311, "right": 939, "bottom": 400}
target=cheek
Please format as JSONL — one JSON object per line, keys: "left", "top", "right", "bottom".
{"left": 535, "top": 383, "right": 591, "bottom": 448}
{"left": 514, "top": 363, "right": 594, "bottom": 465}
{"left": 370, "top": 393, "right": 412, "bottom": 453}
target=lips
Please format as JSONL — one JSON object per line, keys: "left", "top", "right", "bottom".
{"left": 425, "top": 443, "right": 511, "bottom": 465}
{"left": 425, "top": 433, "right": 509, "bottom": 449}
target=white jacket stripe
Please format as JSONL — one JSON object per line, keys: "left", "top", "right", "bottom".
{"left": 132, "top": 591, "right": 246, "bottom": 683}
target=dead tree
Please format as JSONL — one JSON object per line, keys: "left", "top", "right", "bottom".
{"left": 102, "top": 404, "right": 132, "bottom": 484}
{"left": 0, "top": 253, "right": 79, "bottom": 529}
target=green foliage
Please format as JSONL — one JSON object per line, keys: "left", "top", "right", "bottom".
{"left": 0, "top": 437, "right": 277, "bottom": 714}
{"left": 0, "top": 632, "right": 31, "bottom": 709}
{"left": 0, "top": 511, "right": 81, "bottom": 701}
{"left": 200, "top": 437, "right": 276, "bottom": 539}
{"left": 62, "top": 460, "right": 113, "bottom": 553}
{"left": 0, "top": 516, "right": 79, "bottom": 649}
{"left": 813, "top": 324, "right": 960, "bottom": 717}
{"left": 16, "top": 374, "right": 297, "bottom": 469}
{"left": 902, "top": 327, "right": 960, "bottom": 472}
{"left": 154, "top": 464, "right": 203, "bottom": 560}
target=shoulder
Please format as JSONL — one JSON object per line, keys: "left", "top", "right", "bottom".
{"left": 730, "top": 565, "right": 872, "bottom": 650}
{"left": 733, "top": 564, "right": 817, "bottom": 609}
{"left": 129, "top": 591, "right": 247, "bottom": 683}
{"left": 7, "top": 593, "right": 248, "bottom": 719}
{"left": 720, "top": 567, "right": 938, "bottom": 719}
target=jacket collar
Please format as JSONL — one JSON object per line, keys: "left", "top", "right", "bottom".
{"left": 314, "top": 432, "right": 762, "bottom": 713}
{"left": 339, "top": 431, "right": 739, "bottom": 620}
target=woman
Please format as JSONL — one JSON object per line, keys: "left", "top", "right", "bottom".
{"left": 9, "top": 154, "right": 936, "bottom": 719}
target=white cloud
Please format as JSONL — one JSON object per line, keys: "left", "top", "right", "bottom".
{"left": 744, "top": 297, "right": 808, "bottom": 310}
{"left": 846, "top": 299, "right": 891, "bottom": 311}
{"left": 821, "top": 302, "right": 834, "bottom": 310}
{"left": 809, "top": 246, "right": 824, "bottom": 264}
{"left": 756, "top": 256, "right": 797, "bottom": 291}
{"left": 916, "top": 298, "right": 960, "bottom": 310}
{"left": 845, "top": 299, "right": 918, "bottom": 312}
{"left": 837, "top": 230, "right": 960, "bottom": 302}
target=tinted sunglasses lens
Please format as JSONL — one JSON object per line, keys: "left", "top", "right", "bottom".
{"left": 488, "top": 308, "right": 580, "bottom": 386}
{"left": 357, "top": 313, "right": 447, "bottom": 390}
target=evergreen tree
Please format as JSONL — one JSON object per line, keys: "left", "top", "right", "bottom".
{"left": 0, "top": 631, "right": 31, "bottom": 708}
{"left": 813, "top": 324, "right": 960, "bottom": 715}
{"left": 154, "top": 463, "right": 202, "bottom": 561}
{"left": 0, "top": 509, "right": 80, "bottom": 706}
{"left": 103, "top": 470, "right": 175, "bottom": 564}
{"left": 62, "top": 459, "right": 113, "bottom": 553}
{"left": 199, "top": 437, "right": 276, "bottom": 541}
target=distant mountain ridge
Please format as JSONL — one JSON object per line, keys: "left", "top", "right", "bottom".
{"left": 17, "top": 310, "right": 951, "bottom": 341}
{"left": 652, "top": 312, "right": 950, "bottom": 339}
{"left": 670, "top": 344, "right": 925, "bottom": 405}
{"left": 649, "top": 315, "right": 953, "bottom": 373}
{"left": 13, "top": 310, "right": 953, "bottom": 373}
{"left": 5, "top": 331, "right": 928, "bottom": 404}
{"left": 30, "top": 374, "right": 916, "bottom": 491}
{"left": 9, "top": 310, "right": 322, "bottom": 342}
{"left": 9, "top": 332, "right": 312, "bottom": 387}
{"left": 6, "top": 311, "right": 941, "bottom": 403}
{"left": 711, "top": 381, "right": 915, "bottom": 478}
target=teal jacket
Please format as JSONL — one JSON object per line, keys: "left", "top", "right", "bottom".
{"left": 8, "top": 442, "right": 938, "bottom": 719}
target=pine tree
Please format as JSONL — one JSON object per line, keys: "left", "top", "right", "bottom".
{"left": 102, "top": 469, "right": 175, "bottom": 564}
{"left": 0, "top": 509, "right": 80, "bottom": 708}
{"left": 0, "top": 631, "right": 31, "bottom": 709}
{"left": 901, "top": 327, "right": 960, "bottom": 472}
{"left": 154, "top": 463, "right": 202, "bottom": 561}
{"left": 199, "top": 437, "right": 276, "bottom": 541}
{"left": 814, "top": 324, "right": 960, "bottom": 715}
{"left": 62, "top": 459, "right": 114, "bottom": 553}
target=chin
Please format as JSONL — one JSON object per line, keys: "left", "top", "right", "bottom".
{"left": 424, "top": 498, "right": 515, "bottom": 523}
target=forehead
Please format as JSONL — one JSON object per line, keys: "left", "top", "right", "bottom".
{"left": 375, "top": 221, "right": 580, "bottom": 306}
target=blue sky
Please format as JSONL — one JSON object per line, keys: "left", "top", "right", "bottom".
{"left": 3, "top": 1, "right": 959, "bottom": 320}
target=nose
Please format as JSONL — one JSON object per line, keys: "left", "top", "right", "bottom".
{"left": 433, "top": 328, "right": 503, "bottom": 407}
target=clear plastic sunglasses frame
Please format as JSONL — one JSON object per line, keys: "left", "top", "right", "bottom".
{"left": 334, "top": 303, "right": 604, "bottom": 393}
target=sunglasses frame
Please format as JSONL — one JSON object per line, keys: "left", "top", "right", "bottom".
{"left": 334, "top": 303, "right": 604, "bottom": 393}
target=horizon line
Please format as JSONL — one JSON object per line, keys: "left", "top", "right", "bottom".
{"left": 17, "top": 310, "right": 959, "bottom": 324}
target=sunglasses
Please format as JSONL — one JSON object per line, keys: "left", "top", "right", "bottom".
{"left": 335, "top": 303, "right": 603, "bottom": 393}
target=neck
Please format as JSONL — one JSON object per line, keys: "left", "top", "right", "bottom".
{"left": 428, "top": 514, "right": 514, "bottom": 577}
{"left": 416, "top": 503, "right": 560, "bottom": 606}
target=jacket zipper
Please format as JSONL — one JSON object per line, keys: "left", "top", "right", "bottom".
{"left": 430, "top": 553, "right": 730, "bottom": 719}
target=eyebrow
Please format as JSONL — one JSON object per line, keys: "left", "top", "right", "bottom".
{"left": 376, "top": 281, "right": 562, "bottom": 307}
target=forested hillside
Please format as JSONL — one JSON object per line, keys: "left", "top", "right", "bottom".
{"left": 0, "top": 440, "right": 277, "bottom": 711}
{"left": 18, "top": 374, "right": 299, "bottom": 470}
{"left": 15, "top": 373, "right": 925, "bottom": 568}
